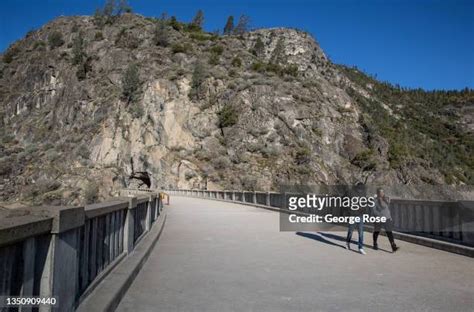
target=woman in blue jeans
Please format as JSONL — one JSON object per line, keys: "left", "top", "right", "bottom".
{"left": 345, "top": 184, "right": 367, "bottom": 254}
{"left": 346, "top": 219, "right": 365, "bottom": 254}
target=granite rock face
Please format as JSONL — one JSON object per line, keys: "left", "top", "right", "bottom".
{"left": 0, "top": 14, "right": 472, "bottom": 205}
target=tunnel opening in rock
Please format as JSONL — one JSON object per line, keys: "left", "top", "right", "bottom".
{"left": 129, "top": 158, "right": 151, "bottom": 188}
{"left": 129, "top": 171, "right": 151, "bottom": 188}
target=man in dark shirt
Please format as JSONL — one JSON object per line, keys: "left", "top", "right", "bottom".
{"left": 372, "top": 187, "right": 399, "bottom": 252}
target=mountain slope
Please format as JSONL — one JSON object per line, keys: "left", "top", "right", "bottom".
{"left": 0, "top": 13, "right": 472, "bottom": 205}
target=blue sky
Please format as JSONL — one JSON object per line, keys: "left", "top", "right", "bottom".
{"left": 0, "top": 0, "right": 473, "bottom": 90}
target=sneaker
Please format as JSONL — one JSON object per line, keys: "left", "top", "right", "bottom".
{"left": 373, "top": 243, "right": 378, "bottom": 250}
{"left": 346, "top": 242, "right": 351, "bottom": 250}
{"left": 392, "top": 245, "right": 399, "bottom": 253}
{"left": 359, "top": 248, "right": 367, "bottom": 255}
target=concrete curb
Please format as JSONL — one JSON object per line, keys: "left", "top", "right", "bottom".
{"left": 76, "top": 210, "right": 168, "bottom": 312}
{"left": 175, "top": 195, "right": 474, "bottom": 258}
{"left": 390, "top": 230, "right": 474, "bottom": 257}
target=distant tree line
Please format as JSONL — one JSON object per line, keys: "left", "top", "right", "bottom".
{"left": 173, "top": 9, "right": 251, "bottom": 35}
{"left": 93, "top": 1, "right": 252, "bottom": 36}
{"left": 222, "top": 14, "right": 251, "bottom": 35}
{"left": 153, "top": 8, "right": 251, "bottom": 35}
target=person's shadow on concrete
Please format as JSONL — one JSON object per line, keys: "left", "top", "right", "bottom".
{"left": 296, "top": 232, "right": 359, "bottom": 254}
{"left": 317, "top": 232, "right": 392, "bottom": 253}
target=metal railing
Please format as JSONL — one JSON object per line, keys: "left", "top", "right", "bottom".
{"left": 0, "top": 192, "right": 165, "bottom": 311}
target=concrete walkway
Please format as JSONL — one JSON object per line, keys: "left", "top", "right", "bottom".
{"left": 116, "top": 196, "right": 474, "bottom": 312}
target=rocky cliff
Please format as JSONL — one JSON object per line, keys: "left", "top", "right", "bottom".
{"left": 0, "top": 13, "right": 472, "bottom": 206}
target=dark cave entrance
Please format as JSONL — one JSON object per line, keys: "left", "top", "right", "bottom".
{"left": 129, "top": 171, "right": 151, "bottom": 188}
{"left": 129, "top": 158, "right": 151, "bottom": 188}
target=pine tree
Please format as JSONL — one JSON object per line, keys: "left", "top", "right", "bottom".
{"left": 48, "top": 31, "right": 64, "bottom": 49}
{"left": 223, "top": 16, "right": 234, "bottom": 35}
{"left": 191, "top": 9, "right": 204, "bottom": 30}
{"left": 217, "top": 105, "right": 238, "bottom": 128}
{"left": 252, "top": 37, "right": 265, "bottom": 57}
{"left": 103, "top": 0, "right": 115, "bottom": 17}
{"left": 122, "top": 63, "right": 141, "bottom": 103}
{"left": 270, "top": 38, "right": 285, "bottom": 64}
{"left": 72, "top": 32, "right": 86, "bottom": 65}
{"left": 154, "top": 19, "right": 169, "bottom": 47}
{"left": 189, "top": 61, "right": 207, "bottom": 99}
{"left": 117, "top": 0, "right": 131, "bottom": 15}
{"left": 191, "top": 61, "right": 206, "bottom": 89}
{"left": 234, "top": 15, "right": 250, "bottom": 35}
{"left": 72, "top": 32, "right": 91, "bottom": 81}
{"left": 169, "top": 16, "right": 181, "bottom": 31}
{"left": 76, "top": 57, "right": 92, "bottom": 81}
{"left": 93, "top": 8, "right": 105, "bottom": 27}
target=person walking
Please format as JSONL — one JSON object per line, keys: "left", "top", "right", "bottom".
{"left": 346, "top": 218, "right": 366, "bottom": 254}
{"left": 372, "top": 188, "right": 399, "bottom": 252}
{"left": 345, "top": 184, "right": 366, "bottom": 255}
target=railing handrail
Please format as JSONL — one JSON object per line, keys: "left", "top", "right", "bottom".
{"left": 0, "top": 191, "right": 166, "bottom": 311}
{"left": 0, "top": 214, "right": 53, "bottom": 247}
{"left": 85, "top": 199, "right": 129, "bottom": 219}
{"left": 163, "top": 188, "right": 472, "bottom": 205}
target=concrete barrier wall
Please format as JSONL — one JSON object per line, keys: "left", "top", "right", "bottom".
{"left": 0, "top": 192, "right": 164, "bottom": 311}
{"left": 391, "top": 199, "right": 474, "bottom": 246}
{"left": 168, "top": 189, "right": 474, "bottom": 247}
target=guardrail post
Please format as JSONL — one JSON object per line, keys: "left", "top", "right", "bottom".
{"left": 39, "top": 206, "right": 85, "bottom": 312}
{"left": 414, "top": 203, "right": 423, "bottom": 233}
{"left": 266, "top": 192, "right": 270, "bottom": 206}
{"left": 232, "top": 191, "right": 235, "bottom": 201}
{"left": 253, "top": 192, "right": 257, "bottom": 204}
{"left": 21, "top": 236, "right": 36, "bottom": 307}
{"left": 124, "top": 197, "right": 137, "bottom": 254}
{"left": 452, "top": 202, "right": 461, "bottom": 241}
{"left": 459, "top": 201, "right": 474, "bottom": 246}
{"left": 146, "top": 195, "right": 154, "bottom": 231}
{"left": 432, "top": 203, "right": 440, "bottom": 236}
{"left": 391, "top": 201, "right": 400, "bottom": 230}
{"left": 155, "top": 194, "right": 161, "bottom": 219}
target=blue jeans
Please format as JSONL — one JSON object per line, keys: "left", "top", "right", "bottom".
{"left": 346, "top": 219, "right": 364, "bottom": 249}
